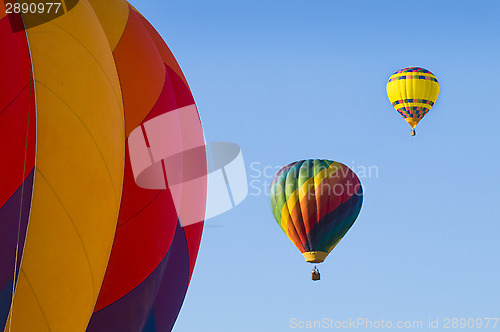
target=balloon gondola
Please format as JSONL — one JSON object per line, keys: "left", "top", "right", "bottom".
{"left": 311, "top": 266, "right": 320, "bottom": 281}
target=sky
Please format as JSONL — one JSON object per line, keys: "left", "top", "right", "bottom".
{"left": 130, "top": 1, "right": 500, "bottom": 331}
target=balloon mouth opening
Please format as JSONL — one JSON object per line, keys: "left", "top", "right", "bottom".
{"left": 303, "top": 251, "right": 328, "bottom": 263}
{"left": 405, "top": 118, "right": 419, "bottom": 129}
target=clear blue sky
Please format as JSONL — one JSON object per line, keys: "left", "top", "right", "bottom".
{"left": 131, "top": 1, "right": 500, "bottom": 331}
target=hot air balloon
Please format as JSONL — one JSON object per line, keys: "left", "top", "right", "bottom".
{"left": 0, "top": 1, "right": 206, "bottom": 331}
{"left": 386, "top": 67, "right": 439, "bottom": 136}
{"left": 269, "top": 159, "right": 363, "bottom": 281}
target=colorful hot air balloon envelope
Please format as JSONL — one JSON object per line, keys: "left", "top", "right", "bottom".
{"left": 269, "top": 160, "right": 363, "bottom": 267}
{"left": 0, "top": 1, "right": 206, "bottom": 331}
{"left": 386, "top": 67, "right": 439, "bottom": 136}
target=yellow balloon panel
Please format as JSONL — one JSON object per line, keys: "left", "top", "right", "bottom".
{"left": 8, "top": 176, "right": 96, "bottom": 331}
{"left": 5, "top": 0, "right": 125, "bottom": 331}
{"left": 87, "top": 0, "right": 129, "bottom": 51}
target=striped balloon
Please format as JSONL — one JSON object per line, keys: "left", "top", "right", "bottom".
{"left": 386, "top": 67, "right": 439, "bottom": 136}
{"left": 269, "top": 160, "right": 363, "bottom": 264}
{"left": 0, "top": 1, "right": 205, "bottom": 331}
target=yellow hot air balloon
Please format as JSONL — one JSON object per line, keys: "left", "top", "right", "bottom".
{"left": 386, "top": 67, "right": 439, "bottom": 136}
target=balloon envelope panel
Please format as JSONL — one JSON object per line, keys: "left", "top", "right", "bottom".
{"left": 0, "top": 12, "right": 35, "bottom": 329}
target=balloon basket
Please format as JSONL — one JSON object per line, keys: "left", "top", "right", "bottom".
{"left": 410, "top": 130, "right": 416, "bottom": 136}
{"left": 311, "top": 266, "right": 320, "bottom": 281}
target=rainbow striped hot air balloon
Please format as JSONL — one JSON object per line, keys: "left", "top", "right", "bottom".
{"left": 269, "top": 160, "right": 363, "bottom": 280}
{"left": 386, "top": 67, "right": 439, "bottom": 136}
{"left": 0, "top": 1, "right": 206, "bottom": 331}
